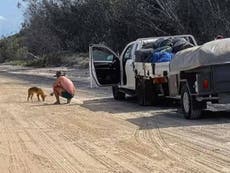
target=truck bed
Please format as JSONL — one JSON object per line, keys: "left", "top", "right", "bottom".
{"left": 135, "top": 62, "right": 170, "bottom": 78}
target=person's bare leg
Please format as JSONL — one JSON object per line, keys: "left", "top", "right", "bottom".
{"left": 54, "top": 94, "right": 60, "bottom": 104}
{"left": 53, "top": 87, "right": 64, "bottom": 104}
{"left": 67, "top": 98, "right": 71, "bottom": 104}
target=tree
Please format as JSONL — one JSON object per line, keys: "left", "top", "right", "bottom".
{"left": 16, "top": 0, "right": 230, "bottom": 56}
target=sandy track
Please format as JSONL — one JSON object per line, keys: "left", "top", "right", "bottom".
{"left": 0, "top": 67, "right": 230, "bottom": 173}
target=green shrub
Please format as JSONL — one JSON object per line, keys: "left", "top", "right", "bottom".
{"left": 0, "top": 34, "right": 28, "bottom": 62}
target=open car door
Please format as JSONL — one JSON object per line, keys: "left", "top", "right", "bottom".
{"left": 89, "top": 44, "right": 121, "bottom": 86}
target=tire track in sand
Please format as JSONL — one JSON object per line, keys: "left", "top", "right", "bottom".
{"left": 134, "top": 113, "right": 229, "bottom": 173}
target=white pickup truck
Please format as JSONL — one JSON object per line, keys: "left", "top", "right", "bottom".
{"left": 89, "top": 35, "right": 197, "bottom": 105}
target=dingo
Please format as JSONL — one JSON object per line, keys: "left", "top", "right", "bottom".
{"left": 27, "top": 87, "right": 47, "bottom": 101}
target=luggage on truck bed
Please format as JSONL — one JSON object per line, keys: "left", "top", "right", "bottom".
{"left": 135, "top": 48, "right": 153, "bottom": 62}
{"left": 151, "top": 52, "right": 174, "bottom": 63}
{"left": 153, "top": 46, "right": 173, "bottom": 53}
{"left": 143, "top": 42, "right": 154, "bottom": 49}
{"left": 135, "top": 36, "right": 195, "bottom": 63}
{"left": 153, "top": 37, "right": 173, "bottom": 49}
{"left": 172, "top": 38, "right": 194, "bottom": 53}
{"left": 170, "top": 38, "right": 230, "bottom": 73}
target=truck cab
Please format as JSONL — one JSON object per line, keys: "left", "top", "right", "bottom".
{"left": 89, "top": 41, "right": 139, "bottom": 89}
{"left": 89, "top": 41, "right": 140, "bottom": 101}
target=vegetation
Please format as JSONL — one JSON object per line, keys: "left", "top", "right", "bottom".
{"left": 1, "top": 0, "right": 230, "bottom": 67}
{"left": 0, "top": 34, "right": 28, "bottom": 63}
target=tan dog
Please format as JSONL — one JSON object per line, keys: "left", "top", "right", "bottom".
{"left": 27, "top": 87, "right": 47, "bottom": 101}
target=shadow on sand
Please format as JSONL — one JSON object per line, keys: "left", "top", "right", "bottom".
{"left": 81, "top": 97, "right": 177, "bottom": 114}
{"left": 81, "top": 96, "right": 230, "bottom": 129}
{"left": 127, "top": 110, "right": 230, "bottom": 130}
{"left": 31, "top": 102, "right": 82, "bottom": 107}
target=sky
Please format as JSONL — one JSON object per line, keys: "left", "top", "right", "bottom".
{"left": 0, "top": 0, "right": 25, "bottom": 37}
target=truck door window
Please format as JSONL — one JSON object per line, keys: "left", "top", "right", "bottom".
{"left": 93, "top": 48, "right": 114, "bottom": 62}
{"left": 123, "top": 44, "right": 134, "bottom": 60}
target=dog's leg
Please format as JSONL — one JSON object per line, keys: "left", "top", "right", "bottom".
{"left": 31, "top": 94, "right": 33, "bottom": 101}
{"left": 37, "top": 94, "right": 40, "bottom": 102}
{"left": 27, "top": 93, "right": 30, "bottom": 101}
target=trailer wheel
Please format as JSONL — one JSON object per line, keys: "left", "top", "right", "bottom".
{"left": 112, "top": 86, "right": 125, "bottom": 100}
{"left": 181, "top": 85, "right": 203, "bottom": 119}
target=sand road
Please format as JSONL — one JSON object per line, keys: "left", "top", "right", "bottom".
{"left": 0, "top": 66, "right": 230, "bottom": 173}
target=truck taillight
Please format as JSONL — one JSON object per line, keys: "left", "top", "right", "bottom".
{"left": 153, "top": 77, "right": 167, "bottom": 84}
{"left": 203, "top": 80, "right": 209, "bottom": 89}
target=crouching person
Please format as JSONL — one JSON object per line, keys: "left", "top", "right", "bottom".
{"left": 51, "top": 71, "right": 76, "bottom": 104}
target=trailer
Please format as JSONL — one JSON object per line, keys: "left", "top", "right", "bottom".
{"left": 168, "top": 38, "right": 230, "bottom": 119}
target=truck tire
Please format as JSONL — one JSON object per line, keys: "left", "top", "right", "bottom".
{"left": 136, "top": 79, "right": 146, "bottom": 106}
{"left": 181, "top": 85, "right": 204, "bottom": 119}
{"left": 136, "top": 77, "right": 158, "bottom": 106}
{"left": 112, "top": 86, "right": 125, "bottom": 100}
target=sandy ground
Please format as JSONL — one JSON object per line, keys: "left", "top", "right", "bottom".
{"left": 0, "top": 65, "right": 230, "bottom": 173}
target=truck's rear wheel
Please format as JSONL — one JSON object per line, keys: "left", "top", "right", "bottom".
{"left": 112, "top": 86, "right": 125, "bottom": 100}
{"left": 181, "top": 85, "right": 204, "bottom": 119}
{"left": 136, "top": 77, "right": 158, "bottom": 106}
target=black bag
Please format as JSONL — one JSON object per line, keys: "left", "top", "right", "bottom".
{"left": 172, "top": 38, "right": 194, "bottom": 53}
{"left": 135, "top": 49, "right": 153, "bottom": 62}
{"left": 153, "top": 37, "right": 173, "bottom": 49}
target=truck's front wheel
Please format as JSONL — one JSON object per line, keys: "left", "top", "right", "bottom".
{"left": 112, "top": 86, "right": 125, "bottom": 100}
{"left": 181, "top": 85, "right": 204, "bottom": 119}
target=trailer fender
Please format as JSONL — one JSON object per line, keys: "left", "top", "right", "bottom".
{"left": 179, "top": 80, "right": 193, "bottom": 95}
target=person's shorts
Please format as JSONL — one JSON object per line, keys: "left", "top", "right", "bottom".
{"left": 61, "top": 91, "right": 74, "bottom": 99}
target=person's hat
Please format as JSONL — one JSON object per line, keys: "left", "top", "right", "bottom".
{"left": 215, "top": 35, "right": 224, "bottom": 40}
{"left": 54, "top": 71, "right": 65, "bottom": 77}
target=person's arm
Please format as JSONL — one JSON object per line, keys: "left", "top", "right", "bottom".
{"left": 72, "top": 86, "right": 76, "bottom": 95}
{"left": 53, "top": 78, "right": 61, "bottom": 88}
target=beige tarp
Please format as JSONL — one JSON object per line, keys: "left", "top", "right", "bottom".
{"left": 170, "top": 38, "right": 230, "bottom": 74}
